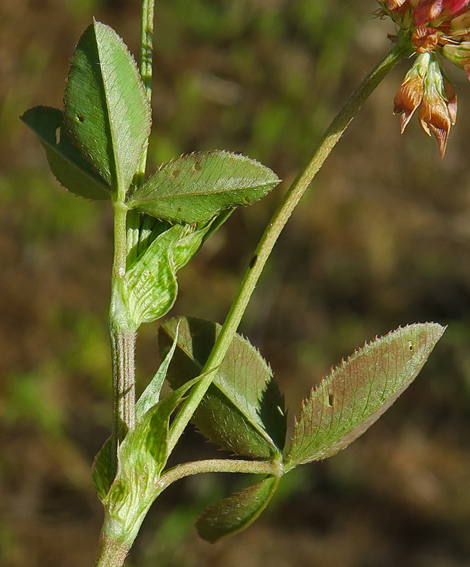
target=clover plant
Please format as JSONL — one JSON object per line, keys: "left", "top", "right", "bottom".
{"left": 21, "top": 0, "right": 466, "bottom": 564}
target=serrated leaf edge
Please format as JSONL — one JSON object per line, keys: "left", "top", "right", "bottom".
{"left": 161, "top": 317, "right": 283, "bottom": 453}
{"left": 134, "top": 150, "right": 280, "bottom": 198}
{"left": 285, "top": 322, "right": 446, "bottom": 466}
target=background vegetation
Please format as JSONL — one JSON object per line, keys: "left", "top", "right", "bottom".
{"left": 2, "top": 0, "right": 470, "bottom": 565}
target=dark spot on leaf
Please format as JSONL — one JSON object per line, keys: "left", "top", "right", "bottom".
{"left": 328, "top": 394, "right": 334, "bottom": 407}
{"left": 77, "top": 114, "right": 86, "bottom": 123}
{"left": 170, "top": 169, "right": 181, "bottom": 179}
{"left": 249, "top": 255, "right": 257, "bottom": 269}
{"left": 243, "top": 196, "right": 251, "bottom": 204}
{"left": 408, "top": 341, "right": 414, "bottom": 352}
{"left": 192, "top": 162, "right": 202, "bottom": 173}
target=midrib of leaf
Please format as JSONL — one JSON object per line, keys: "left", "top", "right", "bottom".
{"left": 97, "top": 33, "right": 124, "bottom": 194}
{"left": 136, "top": 178, "right": 274, "bottom": 201}
{"left": 133, "top": 152, "right": 277, "bottom": 202}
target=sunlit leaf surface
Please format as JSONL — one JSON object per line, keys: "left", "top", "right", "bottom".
{"left": 285, "top": 323, "right": 445, "bottom": 468}
{"left": 64, "top": 21, "right": 151, "bottom": 192}
{"left": 128, "top": 151, "right": 280, "bottom": 223}
{"left": 159, "top": 317, "right": 287, "bottom": 458}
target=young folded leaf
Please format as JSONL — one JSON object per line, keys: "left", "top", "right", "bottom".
{"left": 127, "top": 151, "right": 280, "bottom": 223}
{"left": 284, "top": 323, "right": 445, "bottom": 470}
{"left": 121, "top": 220, "right": 216, "bottom": 328}
{"left": 104, "top": 377, "right": 201, "bottom": 527}
{"left": 196, "top": 476, "right": 280, "bottom": 543}
{"left": 159, "top": 317, "right": 287, "bottom": 458}
{"left": 21, "top": 106, "right": 110, "bottom": 200}
{"left": 64, "top": 21, "right": 151, "bottom": 193}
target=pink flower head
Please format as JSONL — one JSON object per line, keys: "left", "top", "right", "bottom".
{"left": 377, "top": 0, "right": 470, "bottom": 155}
{"left": 393, "top": 53, "right": 457, "bottom": 156}
{"left": 414, "top": 0, "right": 470, "bottom": 24}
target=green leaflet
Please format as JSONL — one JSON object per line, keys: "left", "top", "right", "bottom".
{"left": 285, "top": 323, "right": 445, "bottom": 469}
{"left": 127, "top": 151, "right": 280, "bottom": 223}
{"left": 64, "top": 21, "right": 151, "bottom": 193}
{"left": 159, "top": 317, "right": 287, "bottom": 458}
{"left": 21, "top": 106, "right": 110, "bottom": 200}
{"left": 196, "top": 476, "right": 280, "bottom": 543}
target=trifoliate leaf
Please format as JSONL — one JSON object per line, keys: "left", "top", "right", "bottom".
{"left": 21, "top": 106, "right": 110, "bottom": 200}
{"left": 285, "top": 323, "right": 445, "bottom": 470}
{"left": 127, "top": 151, "right": 280, "bottom": 223}
{"left": 159, "top": 317, "right": 287, "bottom": 458}
{"left": 64, "top": 21, "right": 151, "bottom": 193}
{"left": 196, "top": 476, "right": 280, "bottom": 543}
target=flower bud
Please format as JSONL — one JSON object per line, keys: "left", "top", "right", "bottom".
{"left": 394, "top": 53, "right": 430, "bottom": 132}
{"left": 385, "top": 0, "right": 408, "bottom": 8}
{"left": 414, "top": 0, "right": 445, "bottom": 25}
{"left": 379, "top": 0, "right": 470, "bottom": 155}
{"left": 418, "top": 58, "right": 455, "bottom": 156}
{"left": 449, "top": 11, "right": 470, "bottom": 35}
{"left": 442, "top": 41, "right": 470, "bottom": 80}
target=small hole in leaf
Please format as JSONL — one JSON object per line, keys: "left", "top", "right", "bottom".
{"left": 408, "top": 341, "right": 414, "bottom": 352}
{"left": 55, "top": 127, "right": 61, "bottom": 145}
{"left": 192, "top": 162, "right": 202, "bottom": 173}
{"left": 77, "top": 114, "right": 85, "bottom": 123}
{"left": 328, "top": 394, "right": 334, "bottom": 407}
{"left": 170, "top": 169, "right": 181, "bottom": 179}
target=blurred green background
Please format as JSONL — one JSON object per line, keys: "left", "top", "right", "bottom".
{"left": 2, "top": 0, "right": 470, "bottom": 565}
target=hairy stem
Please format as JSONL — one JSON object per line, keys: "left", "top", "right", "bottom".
{"left": 168, "top": 41, "right": 412, "bottom": 452}
{"left": 110, "top": 200, "right": 136, "bottom": 463}
{"left": 110, "top": 328, "right": 136, "bottom": 447}
{"left": 156, "top": 459, "right": 283, "bottom": 493}
{"left": 94, "top": 534, "right": 131, "bottom": 567}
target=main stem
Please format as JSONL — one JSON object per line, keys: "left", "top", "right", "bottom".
{"left": 168, "top": 41, "right": 412, "bottom": 452}
{"left": 110, "top": 201, "right": 136, "bottom": 463}
{"left": 109, "top": 0, "right": 156, "bottom": 461}
{"left": 135, "top": 0, "right": 155, "bottom": 186}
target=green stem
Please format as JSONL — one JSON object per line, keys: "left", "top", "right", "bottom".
{"left": 156, "top": 459, "right": 283, "bottom": 494}
{"left": 110, "top": 200, "right": 136, "bottom": 463}
{"left": 94, "top": 3, "right": 155, "bottom": 566}
{"left": 94, "top": 533, "right": 131, "bottom": 567}
{"left": 110, "top": 327, "right": 136, "bottom": 446}
{"left": 108, "top": 0, "right": 156, "bottom": 449}
{"left": 135, "top": 0, "right": 155, "bottom": 186}
{"left": 168, "top": 41, "right": 412, "bottom": 453}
